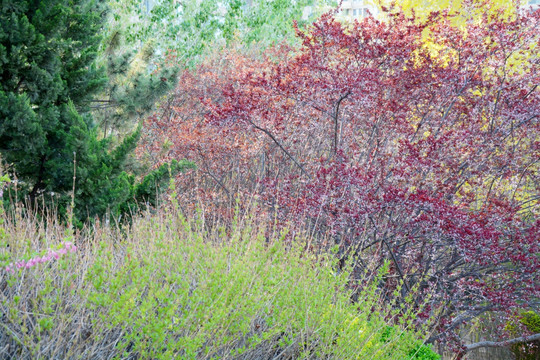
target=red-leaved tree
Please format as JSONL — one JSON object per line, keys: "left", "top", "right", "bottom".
{"left": 142, "top": 2, "right": 539, "bottom": 351}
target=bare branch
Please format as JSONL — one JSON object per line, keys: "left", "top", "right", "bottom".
{"left": 248, "top": 119, "right": 309, "bottom": 177}
{"left": 333, "top": 90, "right": 351, "bottom": 154}
{"left": 465, "top": 333, "right": 540, "bottom": 351}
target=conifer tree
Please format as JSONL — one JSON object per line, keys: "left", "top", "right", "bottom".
{"left": 0, "top": 0, "right": 192, "bottom": 224}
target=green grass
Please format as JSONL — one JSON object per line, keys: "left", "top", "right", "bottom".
{"left": 0, "top": 203, "right": 439, "bottom": 359}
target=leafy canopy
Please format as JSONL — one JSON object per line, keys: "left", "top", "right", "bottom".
{"left": 106, "top": 0, "right": 334, "bottom": 66}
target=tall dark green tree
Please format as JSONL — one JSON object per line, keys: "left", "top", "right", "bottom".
{"left": 0, "top": 0, "right": 192, "bottom": 223}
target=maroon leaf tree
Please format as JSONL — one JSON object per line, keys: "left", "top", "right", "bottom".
{"left": 142, "top": 2, "right": 540, "bottom": 351}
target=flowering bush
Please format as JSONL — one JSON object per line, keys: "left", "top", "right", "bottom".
{"left": 4, "top": 241, "right": 76, "bottom": 273}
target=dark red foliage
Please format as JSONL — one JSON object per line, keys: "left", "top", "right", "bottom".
{"left": 142, "top": 3, "right": 540, "bottom": 348}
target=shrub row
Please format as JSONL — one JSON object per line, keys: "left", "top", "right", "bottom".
{"left": 0, "top": 206, "right": 439, "bottom": 359}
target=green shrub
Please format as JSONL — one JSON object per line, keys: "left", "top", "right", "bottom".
{"left": 0, "top": 206, "right": 436, "bottom": 359}
{"left": 509, "top": 311, "right": 540, "bottom": 360}
{"left": 408, "top": 343, "right": 440, "bottom": 360}
{"left": 380, "top": 326, "right": 440, "bottom": 360}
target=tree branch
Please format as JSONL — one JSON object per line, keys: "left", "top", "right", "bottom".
{"left": 248, "top": 119, "right": 309, "bottom": 177}
{"left": 333, "top": 90, "right": 351, "bottom": 154}
{"left": 465, "top": 333, "right": 540, "bottom": 352}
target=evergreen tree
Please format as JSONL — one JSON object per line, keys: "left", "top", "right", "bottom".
{"left": 0, "top": 0, "right": 192, "bottom": 224}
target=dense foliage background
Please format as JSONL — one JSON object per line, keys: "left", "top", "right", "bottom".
{"left": 0, "top": 0, "right": 538, "bottom": 359}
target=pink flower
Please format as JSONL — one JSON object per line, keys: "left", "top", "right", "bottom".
{"left": 3, "top": 241, "right": 77, "bottom": 273}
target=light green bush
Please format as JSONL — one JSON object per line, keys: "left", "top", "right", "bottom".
{"left": 0, "top": 206, "right": 437, "bottom": 359}
{"left": 508, "top": 311, "right": 540, "bottom": 360}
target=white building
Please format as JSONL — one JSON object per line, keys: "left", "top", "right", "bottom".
{"left": 338, "top": 0, "right": 379, "bottom": 20}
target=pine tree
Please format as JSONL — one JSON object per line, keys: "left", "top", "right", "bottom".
{"left": 0, "top": 0, "right": 192, "bottom": 224}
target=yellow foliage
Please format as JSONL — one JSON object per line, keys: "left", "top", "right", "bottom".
{"left": 377, "top": 0, "right": 527, "bottom": 23}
